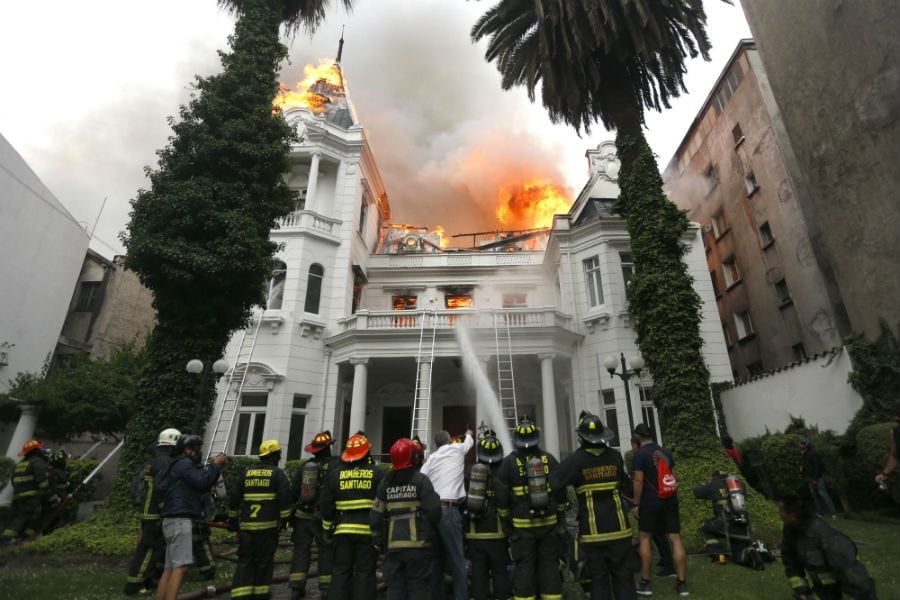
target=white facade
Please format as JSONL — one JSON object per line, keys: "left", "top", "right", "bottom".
{"left": 0, "top": 133, "right": 90, "bottom": 451}
{"left": 208, "top": 83, "right": 732, "bottom": 461}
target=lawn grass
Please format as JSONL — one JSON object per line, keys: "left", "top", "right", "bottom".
{"left": 0, "top": 518, "right": 897, "bottom": 599}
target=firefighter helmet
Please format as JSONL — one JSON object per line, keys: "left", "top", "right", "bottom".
{"left": 50, "top": 449, "right": 68, "bottom": 467}
{"left": 18, "top": 439, "right": 44, "bottom": 457}
{"left": 513, "top": 418, "right": 540, "bottom": 450}
{"left": 342, "top": 433, "right": 371, "bottom": 462}
{"left": 259, "top": 439, "right": 281, "bottom": 457}
{"left": 390, "top": 438, "right": 416, "bottom": 470}
{"left": 158, "top": 428, "right": 182, "bottom": 447}
{"left": 576, "top": 412, "right": 615, "bottom": 447}
{"left": 476, "top": 435, "right": 504, "bottom": 464}
{"left": 305, "top": 431, "right": 336, "bottom": 454}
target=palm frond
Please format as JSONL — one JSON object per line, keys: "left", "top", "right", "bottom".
{"left": 218, "top": 0, "right": 354, "bottom": 35}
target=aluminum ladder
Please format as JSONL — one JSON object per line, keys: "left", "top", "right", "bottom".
{"left": 494, "top": 311, "right": 519, "bottom": 433}
{"left": 205, "top": 308, "right": 264, "bottom": 461}
{"left": 410, "top": 311, "right": 437, "bottom": 442}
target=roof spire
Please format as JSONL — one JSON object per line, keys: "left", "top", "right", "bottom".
{"left": 335, "top": 25, "right": 345, "bottom": 64}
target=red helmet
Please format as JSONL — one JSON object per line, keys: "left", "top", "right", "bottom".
{"left": 305, "top": 431, "right": 336, "bottom": 454}
{"left": 390, "top": 438, "right": 417, "bottom": 470}
{"left": 19, "top": 439, "right": 44, "bottom": 457}
{"left": 342, "top": 433, "right": 371, "bottom": 462}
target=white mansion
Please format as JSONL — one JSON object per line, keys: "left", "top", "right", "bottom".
{"left": 206, "top": 69, "right": 732, "bottom": 462}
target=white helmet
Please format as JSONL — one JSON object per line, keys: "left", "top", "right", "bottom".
{"left": 158, "top": 428, "right": 182, "bottom": 447}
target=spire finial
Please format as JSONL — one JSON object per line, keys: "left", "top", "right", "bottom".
{"left": 336, "top": 25, "right": 345, "bottom": 63}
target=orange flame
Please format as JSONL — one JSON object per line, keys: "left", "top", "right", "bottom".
{"left": 432, "top": 225, "right": 448, "bottom": 248}
{"left": 274, "top": 59, "right": 344, "bottom": 113}
{"left": 495, "top": 179, "right": 572, "bottom": 230}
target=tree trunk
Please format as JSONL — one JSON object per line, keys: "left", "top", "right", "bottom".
{"left": 611, "top": 98, "right": 719, "bottom": 457}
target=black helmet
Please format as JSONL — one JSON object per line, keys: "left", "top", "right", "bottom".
{"left": 513, "top": 418, "right": 540, "bottom": 450}
{"left": 50, "top": 449, "right": 68, "bottom": 467}
{"left": 477, "top": 435, "right": 504, "bottom": 464}
{"left": 175, "top": 434, "right": 203, "bottom": 453}
{"left": 576, "top": 412, "right": 615, "bottom": 447}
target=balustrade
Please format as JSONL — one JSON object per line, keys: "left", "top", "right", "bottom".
{"left": 336, "top": 308, "right": 572, "bottom": 333}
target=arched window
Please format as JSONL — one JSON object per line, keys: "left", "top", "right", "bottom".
{"left": 304, "top": 263, "right": 324, "bottom": 314}
{"left": 267, "top": 260, "right": 287, "bottom": 309}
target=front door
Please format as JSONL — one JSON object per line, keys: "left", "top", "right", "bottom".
{"left": 442, "top": 405, "right": 477, "bottom": 464}
{"left": 381, "top": 406, "right": 413, "bottom": 456}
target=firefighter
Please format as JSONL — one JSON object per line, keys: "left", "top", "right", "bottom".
{"left": 0, "top": 439, "right": 53, "bottom": 544}
{"left": 495, "top": 418, "right": 567, "bottom": 600}
{"left": 779, "top": 493, "right": 877, "bottom": 600}
{"left": 551, "top": 412, "right": 634, "bottom": 600}
{"left": 320, "top": 433, "right": 384, "bottom": 600}
{"left": 464, "top": 434, "right": 513, "bottom": 600}
{"left": 692, "top": 470, "right": 764, "bottom": 569}
{"left": 371, "top": 437, "right": 442, "bottom": 599}
{"left": 44, "top": 449, "right": 73, "bottom": 531}
{"left": 124, "top": 428, "right": 181, "bottom": 595}
{"left": 192, "top": 519, "right": 217, "bottom": 581}
{"left": 290, "top": 430, "right": 339, "bottom": 600}
{"left": 227, "top": 439, "right": 293, "bottom": 600}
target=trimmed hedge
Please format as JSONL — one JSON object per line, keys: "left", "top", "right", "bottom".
{"left": 22, "top": 510, "right": 140, "bottom": 556}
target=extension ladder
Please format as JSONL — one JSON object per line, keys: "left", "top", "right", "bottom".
{"left": 410, "top": 311, "right": 437, "bottom": 442}
{"left": 205, "top": 308, "right": 264, "bottom": 461}
{"left": 494, "top": 311, "right": 519, "bottom": 433}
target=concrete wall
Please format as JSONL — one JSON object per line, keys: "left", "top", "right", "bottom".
{"left": 721, "top": 346, "right": 862, "bottom": 441}
{"left": 89, "top": 257, "right": 155, "bottom": 358}
{"left": 0, "top": 134, "right": 89, "bottom": 395}
{"left": 742, "top": 0, "right": 900, "bottom": 340}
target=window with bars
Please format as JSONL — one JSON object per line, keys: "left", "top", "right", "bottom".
{"left": 583, "top": 256, "right": 604, "bottom": 307}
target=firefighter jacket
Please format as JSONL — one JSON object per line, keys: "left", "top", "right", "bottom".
{"left": 464, "top": 463, "right": 505, "bottom": 540}
{"left": 227, "top": 459, "right": 293, "bottom": 531}
{"left": 495, "top": 447, "right": 566, "bottom": 529}
{"left": 320, "top": 456, "right": 384, "bottom": 537}
{"left": 550, "top": 446, "right": 631, "bottom": 543}
{"left": 292, "top": 453, "right": 338, "bottom": 519}
{"left": 370, "top": 468, "right": 441, "bottom": 551}
{"left": 693, "top": 476, "right": 750, "bottom": 527}
{"left": 47, "top": 465, "right": 69, "bottom": 501}
{"left": 781, "top": 517, "right": 877, "bottom": 600}
{"left": 12, "top": 452, "right": 50, "bottom": 502}
{"left": 138, "top": 446, "right": 175, "bottom": 521}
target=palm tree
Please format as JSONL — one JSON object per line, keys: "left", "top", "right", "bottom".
{"left": 473, "top": 1, "right": 723, "bottom": 455}
{"left": 217, "top": 0, "right": 354, "bottom": 34}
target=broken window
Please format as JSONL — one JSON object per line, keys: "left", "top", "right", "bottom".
{"left": 267, "top": 260, "right": 287, "bottom": 309}
{"left": 445, "top": 295, "right": 474, "bottom": 309}
{"left": 501, "top": 293, "right": 527, "bottom": 308}
{"left": 392, "top": 295, "right": 417, "bottom": 310}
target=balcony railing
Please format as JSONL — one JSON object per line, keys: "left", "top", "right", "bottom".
{"left": 337, "top": 308, "right": 574, "bottom": 333}
{"left": 277, "top": 210, "right": 342, "bottom": 236}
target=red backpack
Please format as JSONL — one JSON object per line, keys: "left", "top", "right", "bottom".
{"left": 643, "top": 447, "right": 678, "bottom": 499}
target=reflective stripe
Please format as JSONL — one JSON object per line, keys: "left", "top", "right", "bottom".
{"left": 231, "top": 586, "right": 254, "bottom": 597}
{"left": 389, "top": 540, "right": 429, "bottom": 549}
{"left": 335, "top": 499, "right": 374, "bottom": 510}
{"left": 280, "top": 508, "right": 294, "bottom": 519}
{"left": 227, "top": 510, "right": 239, "bottom": 518}
{"left": 498, "top": 508, "right": 510, "bottom": 517}
{"left": 386, "top": 501, "right": 420, "bottom": 510}
{"left": 788, "top": 576, "right": 807, "bottom": 589}
{"left": 253, "top": 586, "right": 270, "bottom": 594}
{"left": 240, "top": 520, "right": 278, "bottom": 531}
{"left": 13, "top": 476, "right": 34, "bottom": 482}
{"left": 318, "top": 575, "right": 332, "bottom": 583}
{"left": 575, "top": 482, "right": 618, "bottom": 494}
{"left": 613, "top": 489, "right": 626, "bottom": 532}
{"left": 543, "top": 595, "right": 563, "bottom": 599}
{"left": 464, "top": 531, "right": 506, "bottom": 540}
{"left": 335, "top": 523, "right": 371, "bottom": 535}
{"left": 290, "top": 572, "right": 307, "bottom": 582}
{"left": 512, "top": 514, "right": 557, "bottom": 528}
{"left": 321, "top": 520, "right": 333, "bottom": 529}
{"left": 582, "top": 529, "right": 632, "bottom": 543}
{"left": 514, "top": 596, "right": 536, "bottom": 600}
{"left": 244, "top": 493, "right": 277, "bottom": 501}
{"left": 14, "top": 490, "right": 39, "bottom": 498}
{"left": 511, "top": 486, "right": 527, "bottom": 496}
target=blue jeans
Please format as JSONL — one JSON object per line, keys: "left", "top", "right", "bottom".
{"left": 808, "top": 478, "right": 837, "bottom": 516}
{"left": 430, "top": 505, "right": 468, "bottom": 600}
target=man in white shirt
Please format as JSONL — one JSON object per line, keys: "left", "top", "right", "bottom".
{"left": 420, "top": 429, "right": 474, "bottom": 600}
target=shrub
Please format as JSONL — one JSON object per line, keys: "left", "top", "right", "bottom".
{"left": 675, "top": 454, "right": 782, "bottom": 551}
{"left": 67, "top": 458, "right": 101, "bottom": 502}
{"left": 220, "top": 456, "right": 256, "bottom": 497}
{"left": 856, "top": 422, "right": 894, "bottom": 472}
{"left": 21, "top": 509, "right": 140, "bottom": 556}
{"left": 0, "top": 456, "right": 14, "bottom": 490}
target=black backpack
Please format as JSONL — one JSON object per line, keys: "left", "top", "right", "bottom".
{"left": 131, "top": 462, "right": 152, "bottom": 510}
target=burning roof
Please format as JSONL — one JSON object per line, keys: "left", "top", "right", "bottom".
{"left": 274, "top": 59, "right": 356, "bottom": 128}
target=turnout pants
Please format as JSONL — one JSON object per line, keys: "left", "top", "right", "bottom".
{"left": 1, "top": 497, "right": 42, "bottom": 539}
{"left": 290, "top": 516, "right": 334, "bottom": 595}
{"left": 124, "top": 519, "right": 165, "bottom": 594}
{"left": 193, "top": 520, "right": 216, "bottom": 580}
{"left": 331, "top": 534, "right": 376, "bottom": 600}
{"left": 231, "top": 528, "right": 279, "bottom": 600}
{"left": 582, "top": 540, "right": 636, "bottom": 600}
{"left": 383, "top": 548, "right": 432, "bottom": 600}
{"left": 468, "top": 538, "right": 512, "bottom": 600}
{"left": 509, "top": 524, "right": 563, "bottom": 600}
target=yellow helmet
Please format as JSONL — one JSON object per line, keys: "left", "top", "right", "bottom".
{"left": 259, "top": 439, "right": 281, "bottom": 457}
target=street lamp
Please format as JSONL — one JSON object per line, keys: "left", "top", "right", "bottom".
{"left": 186, "top": 358, "right": 231, "bottom": 433}
{"left": 603, "top": 352, "right": 645, "bottom": 435}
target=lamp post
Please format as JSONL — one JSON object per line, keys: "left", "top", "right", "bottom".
{"left": 603, "top": 352, "right": 645, "bottom": 435}
{"left": 186, "top": 358, "right": 230, "bottom": 434}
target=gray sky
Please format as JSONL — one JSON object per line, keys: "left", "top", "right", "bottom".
{"left": 0, "top": 0, "right": 750, "bottom": 257}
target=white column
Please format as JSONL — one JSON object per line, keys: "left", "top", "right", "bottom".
{"left": 305, "top": 152, "right": 322, "bottom": 213}
{"left": 539, "top": 354, "right": 560, "bottom": 457}
{"left": 348, "top": 357, "right": 368, "bottom": 435}
{"left": 0, "top": 405, "right": 38, "bottom": 506}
